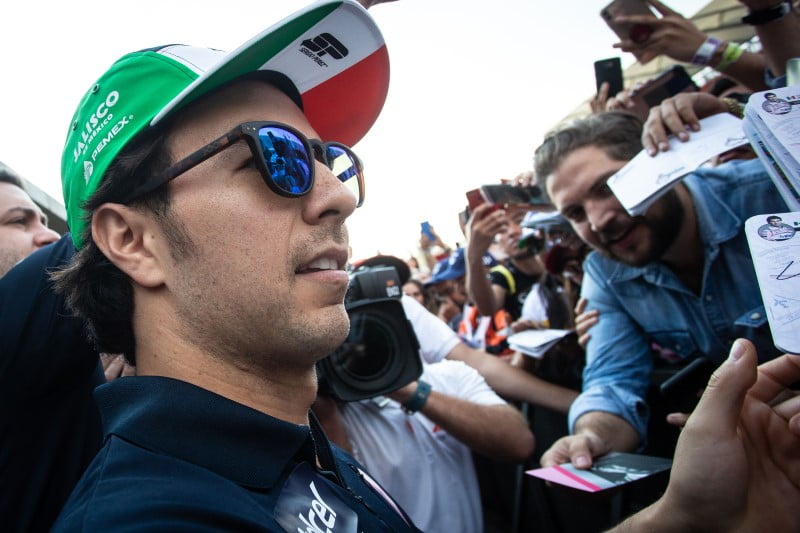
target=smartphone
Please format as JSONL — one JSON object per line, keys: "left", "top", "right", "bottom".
{"left": 594, "top": 57, "right": 624, "bottom": 98}
{"left": 465, "top": 188, "right": 501, "bottom": 219}
{"left": 420, "top": 221, "right": 436, "bottom": 242}
{"left": 600, "top": 0, "right": 656, "bottom": 61}
{"left": 630, "top": 65, "right": 698, "bottom": 117}
{"left": 480, "top": 184, "right": 551, "bottom": 208}
{"left": 659, "top": 357, "right": 715, "bottom": 414}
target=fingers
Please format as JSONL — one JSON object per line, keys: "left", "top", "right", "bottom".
{"left": 686, "top": 339, "right": 758, "bottom": 439}
{"left": 578, "top": 332, "right": 591, "bottom": 349}
{"left": 642, "top": 95, "right": 698, "bottom": 155}
{"left": 748, "top": 352, "right": 800, "bottom": 403}
{"left": 512, "top": 170, "right": 534, "bottom": 187}
{"left": 574, "top": 297, "right": 587, "bottom": 316}
{"left": 540, "top": 434, "right": 603, "bottom": 469}
{"left": 102, "top": 354, "right": 126, "bottom": 382}
{"left": 647, "top": 0, "right": 681, "bottom": 17}
{"left": 666, "top": 412, "right": 689, "bottom": 428}
{"left": 592, "top": 83, "right": 610, "bottom": 114}
{"left": 121, "top": 362, "right": 136, "bottom": 377}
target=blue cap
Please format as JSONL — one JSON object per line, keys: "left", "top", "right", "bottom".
{"left": 425, "top": 247, "right": 496, "bottom": 286}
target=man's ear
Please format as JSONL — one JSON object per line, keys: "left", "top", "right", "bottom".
{"left": 91, "top": 203, "right": 166, "bottom": 288}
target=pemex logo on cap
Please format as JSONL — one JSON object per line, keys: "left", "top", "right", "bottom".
{"left": 71, "top": 88, "right": 135, "bottom": 183}
{"left": 299, "top": 33, "right": 349, "bottom": 67}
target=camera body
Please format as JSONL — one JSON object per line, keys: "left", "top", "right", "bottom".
{"left": 317, "top": 266, "right": 422, "bottom": 402}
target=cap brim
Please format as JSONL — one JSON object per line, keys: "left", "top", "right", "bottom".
{"left": 152, "top": 0, "right": 389, "bottom": 147}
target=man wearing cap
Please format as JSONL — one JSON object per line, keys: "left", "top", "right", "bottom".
{"left": 425, "top": 247, "right": 471, "bottom": 330}
{"left": 51, "top": 1, "right": 418, "bottom": 530}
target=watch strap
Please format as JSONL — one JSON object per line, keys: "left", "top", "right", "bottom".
{"left": 742, "top": 1, "right": 791, "bottom": 25}
{"left": 402, "top": 380, "right": 431, "bottom": 414}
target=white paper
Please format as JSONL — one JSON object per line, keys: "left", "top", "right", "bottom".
{"left": 608, "top": 113, "right": 749, "bottom": 216}
{"left": 507, "top": 328, "right": 572, "bottom": 359}
{"left": 744, "top": 211, "right": 800, "bottom": 354}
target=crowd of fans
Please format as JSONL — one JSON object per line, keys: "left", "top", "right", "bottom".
{"left": 1, "top": 0, "right": 800, "bottom": 532}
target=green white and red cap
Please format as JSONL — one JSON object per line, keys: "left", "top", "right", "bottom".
{"left": 62, "top": 0, "right": 389, "bottom": 248}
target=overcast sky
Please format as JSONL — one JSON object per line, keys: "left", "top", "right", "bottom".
{"left": 1, "top": 0, "right": 707, "bottom": 260}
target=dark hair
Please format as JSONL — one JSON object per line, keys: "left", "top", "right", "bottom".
{"left": 0, "top": 161, "right": 25, "bottom": 190}
{"left": 51, "top": 123, "right": 193, "bottom": 364}
{"left": 534, "top": 112, "right": 643, "bottom": 192}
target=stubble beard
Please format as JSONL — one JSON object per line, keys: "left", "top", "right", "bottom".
{"left": 599, "top": 189, "right": 684, "bottom": 268}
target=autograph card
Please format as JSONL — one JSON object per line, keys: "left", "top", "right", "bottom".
{"left": 745, "top": 211, "right": 800, "bottom": 354}
{"left": 527, "top": 452, "right": 672, "bottom": 492}
{"left": 608, "top": 113, "right": 748, "bottom": 215}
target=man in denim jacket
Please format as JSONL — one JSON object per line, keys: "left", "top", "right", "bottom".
{"left": 533, "top": 102, "right": 786, "bottom": 469}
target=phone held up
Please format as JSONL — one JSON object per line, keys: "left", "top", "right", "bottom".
{"left": 600, "top": 0, "right": 657, "bottom": 62}
{"left": 420, "top": 221, "right": 437, "bottom": 242}
{"left": 594, "top": 57, "right": 624, "bottom": 99}
{"left": 629, "top": 65, "right": 698, "bottom": 118}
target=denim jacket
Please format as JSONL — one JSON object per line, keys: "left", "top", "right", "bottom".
{"left": 570, "top": 159, "right": 787, "bottom": 442}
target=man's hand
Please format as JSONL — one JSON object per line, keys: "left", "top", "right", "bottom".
{"left": 100, "top": 353, "right": 135, "bottom": 381}
{"left": 573, "top": 298, "right": 599, "bottom": 349}
{"left": 642, "top": 92, "right": 728, "bottom": 155}
{"left": 466, "top": 204, "right": 506, "bottom": 256}
{"left": 612, "top": 0, "right": 708, "bottom": 65}
{"left": 591, "top": 82, "right": 611, "bottom": 114}
{"left": 540, "top": 431, "right": 610, "bottom": 469}
{"left": 612, "top": 339, "right": 800, "bottom": 531}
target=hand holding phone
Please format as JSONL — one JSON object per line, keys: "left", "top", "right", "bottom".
{"left": 600, "top": 0, "right": 657, "bottom": 62}
{"left": 480, "top": 184, "right": 551, "bottom": 208}
{"left": 594, "top": 57, "right": 624, "bottom": 99}
{"left": 420, "top": 221, "right": 437, "bottom": 242}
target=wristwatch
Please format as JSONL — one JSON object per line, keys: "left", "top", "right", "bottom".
{"left": 401, "top": 380, "right": 431, "bottom": 414}
{"left": 741, "top": 1, "right": 792, "bottom": 25}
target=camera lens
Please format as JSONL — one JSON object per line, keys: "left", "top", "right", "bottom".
{"left": 330, "top": 311, "right": 397, "bottom": 381}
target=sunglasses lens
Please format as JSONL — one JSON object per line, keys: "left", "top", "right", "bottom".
{"left": 327, "top": 144, "right": 363, "bottom": 206}
{"left": 257, "top": 126, "right": 312, "bottom": 195}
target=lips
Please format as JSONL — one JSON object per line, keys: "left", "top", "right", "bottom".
{"left": 295, "top": 249, "right": 348, "bottom": 274}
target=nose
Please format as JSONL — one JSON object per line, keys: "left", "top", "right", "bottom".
{"left": 302, "top": 160, "right": 358, "bottom": 225}
{"left": 585, "top": 198, "right": 618, "bottom": 234}
{"left": 33, "top": 224, "right": 60, "bottom": 248}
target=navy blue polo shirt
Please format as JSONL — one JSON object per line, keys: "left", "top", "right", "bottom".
{"left": 0, "top": 235, "right": 104, "bottom": 533}
{"left": 54, "top": 376, "right": 420, "bottom": 532}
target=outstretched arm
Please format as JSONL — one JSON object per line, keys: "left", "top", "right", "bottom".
{"left": 611, "top": 340, "right": 800, "bottom": 532}
{"left": 447, "top": 342, "right": 579, "bottom": 413}
{"left": 388, "top": 380, "right": 535, "bottom": 462}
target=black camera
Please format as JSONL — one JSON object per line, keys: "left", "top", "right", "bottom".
{"left": 317, "top": 266, "right": 422, "bottom": 402}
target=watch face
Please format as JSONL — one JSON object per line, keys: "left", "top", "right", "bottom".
{"left": 629, "top": 23, "right": 653, "bottom": 43}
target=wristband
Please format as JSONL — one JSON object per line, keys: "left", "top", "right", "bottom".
{"left": 742, "top": 1, "right": 791, "bottom": 25}
{"left": 715, "top": 42, "right": 744, "bottom": 72}
{"left": 402, "top": 380, "right": 431, "bottom": 414}
{"left": 691, "top": 37, "right": 722, "bottom": 65}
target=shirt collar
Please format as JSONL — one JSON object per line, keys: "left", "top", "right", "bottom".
{"left": 94, "top": 376, "right": 317, "bottom": 489}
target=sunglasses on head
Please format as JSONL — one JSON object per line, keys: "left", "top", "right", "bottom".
{"left": 120, "top": 121, "right": 364, "bottom": 206}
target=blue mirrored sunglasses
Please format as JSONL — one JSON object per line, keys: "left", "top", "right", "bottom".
{"left": 120, "top": 121, "right": 365, "bottom": 207}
